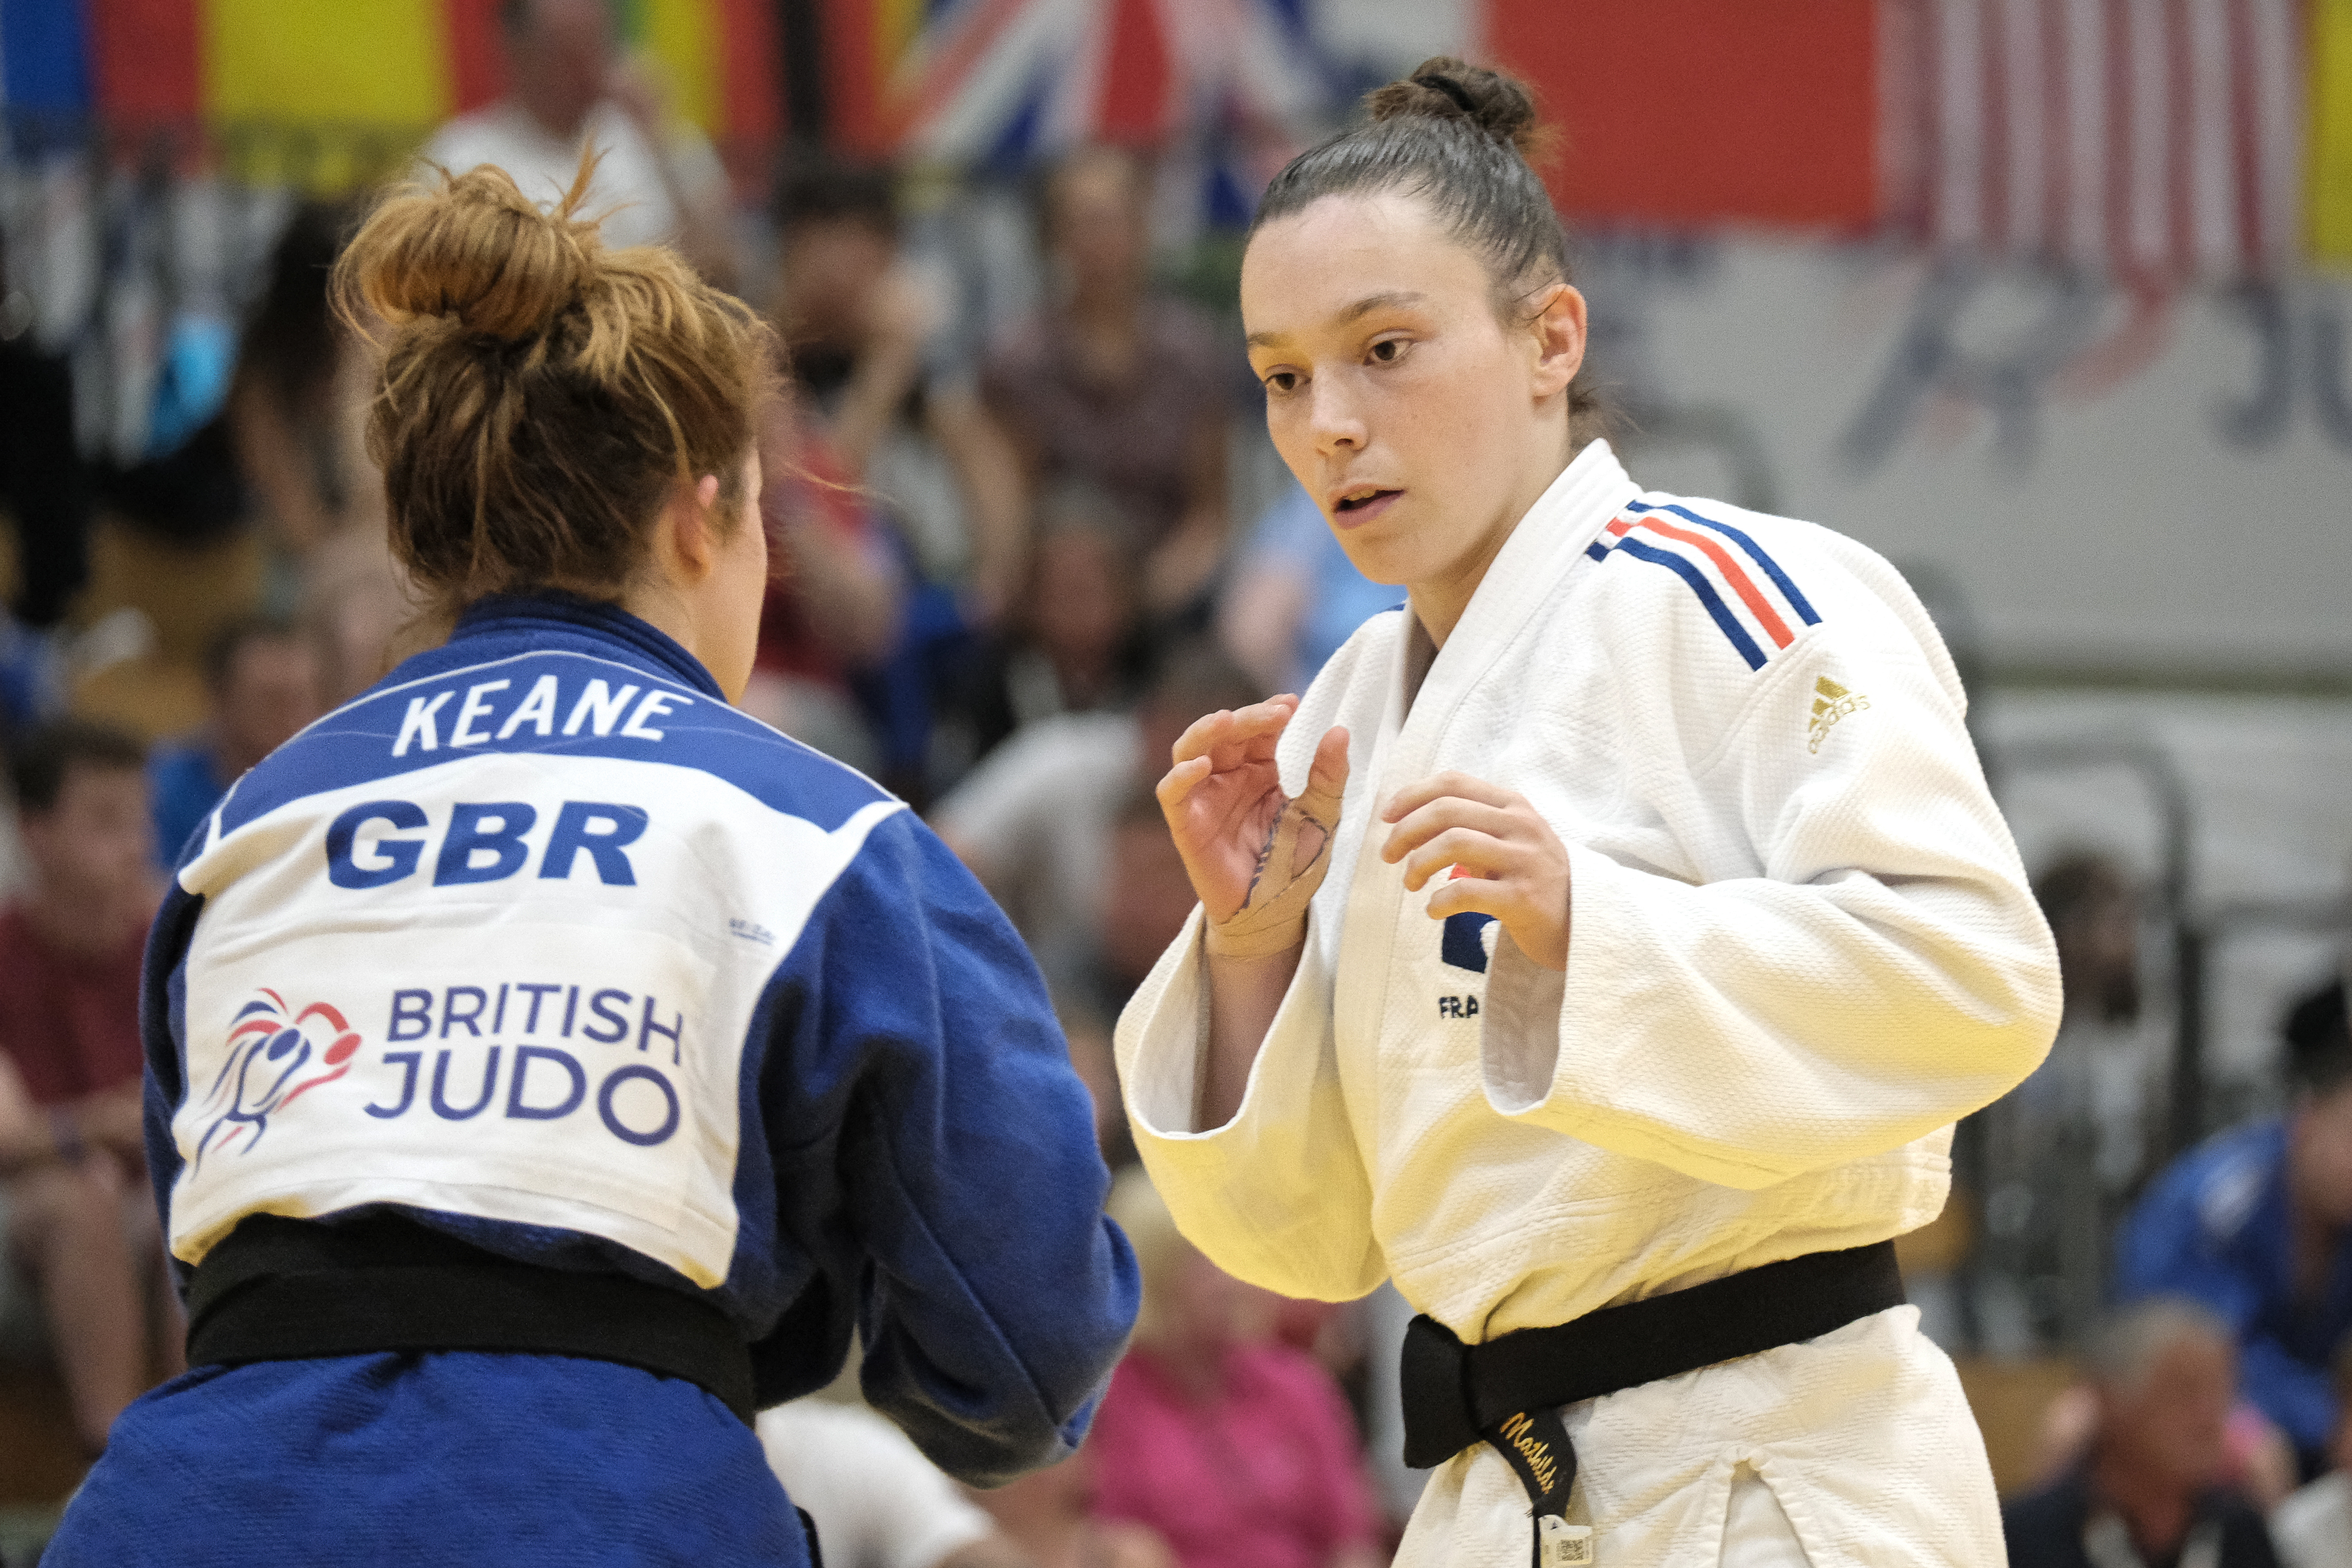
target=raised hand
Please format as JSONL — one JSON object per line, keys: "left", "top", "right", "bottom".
{"left": 1380, "top": 771, "right": 1571, "bottom": 971}
{"left": 1156, "top": 696, "right": 1350, "bottom": 951}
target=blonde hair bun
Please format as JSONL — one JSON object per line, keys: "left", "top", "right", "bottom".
{"left": 347, "top": 161, "right": 600, "bottom": 342}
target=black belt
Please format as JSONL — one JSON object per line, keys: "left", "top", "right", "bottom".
{"left": 1400, "top": 1241, "right": 1905, "bottom": 1566}
{"left": 187, "top": 1213, "right": 758, "bottom": 1426}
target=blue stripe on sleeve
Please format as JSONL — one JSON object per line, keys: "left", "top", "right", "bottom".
{"left": 1585, "top": 541, "right": 1612, "bottom": 563}
{"left": 1631, "top": 501, "right": 1823, "bottom": 627}
{"left": 1612, "top": 537, "right": 1768, "bottom": 670}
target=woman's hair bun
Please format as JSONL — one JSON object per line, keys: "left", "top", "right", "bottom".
{"left": 1366, "top": 56, "right": 1545, "bottom": 159}
{"left": 343, "top": 160, "right": 602, "bottom": 342}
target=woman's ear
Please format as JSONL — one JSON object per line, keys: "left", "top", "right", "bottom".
{"left": 1527, "top": 282, "right": 1588, "bottom": 402}
{"left": 662, "top": 473, "right": 727, "bottom": 582}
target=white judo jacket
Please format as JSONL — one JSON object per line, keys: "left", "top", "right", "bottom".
{"left": 1116, "top": 442, "right": 2061, "bottom": 1567}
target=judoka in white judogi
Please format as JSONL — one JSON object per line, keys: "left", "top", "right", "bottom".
{"left": 1117, "top": 440, "right": 2062, "bottom": 1566}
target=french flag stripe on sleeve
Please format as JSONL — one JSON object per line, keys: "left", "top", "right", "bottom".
{"left": 1589, "top": 500, "right": 1822, "bottom": 669}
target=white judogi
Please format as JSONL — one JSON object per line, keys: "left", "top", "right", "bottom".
{"left": 1116, "top": 441, "right": 2061, "bottom": 1567}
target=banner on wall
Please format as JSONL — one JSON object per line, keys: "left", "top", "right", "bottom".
{"left": 0, "top": 0, "right": 780, "bottom": 187}
{"left": 1483, "top": 0, "right": 2352, "bottom": 276}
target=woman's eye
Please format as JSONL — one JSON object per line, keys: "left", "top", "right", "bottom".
{"left": 1263, "top": 370, "right": 1300, "bottom": 395}
{"left": 1369, "top": 339, "right": 1407, "bottom": 364}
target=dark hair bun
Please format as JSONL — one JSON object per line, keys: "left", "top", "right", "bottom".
{"left": 1366, "top": 57, "right": 1544, "bottom": 159}
{"left": 352, "top": 162, "right": 599, "bottom": 343}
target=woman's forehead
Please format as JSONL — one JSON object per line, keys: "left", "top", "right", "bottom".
{"left": 1241, "top": 191, "right": 1485, "bottom": 340}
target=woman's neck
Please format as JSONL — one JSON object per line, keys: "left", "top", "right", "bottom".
{"left": 1409, "top": 432, "right": 1578, "bottom": 648}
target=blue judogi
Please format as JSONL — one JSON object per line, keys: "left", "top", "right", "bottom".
{"left": 2115, "top": 1117, "right": 2352, "bottom": 1472}
{"left": 49, "top": 593, "right": 1138, "bottom": 1566}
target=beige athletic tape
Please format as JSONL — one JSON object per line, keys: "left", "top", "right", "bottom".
{"left": 1205, "top": 799, "right": 1335, "bottom": 958}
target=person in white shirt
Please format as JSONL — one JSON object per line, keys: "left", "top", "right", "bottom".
{"left": 758, "top": 1400, "right": 1029, "bottom": 1568}
{"left": 1117, "top": 54, "right": 2060, "bottom": 1568}
{"left": 422, "top": 0, "right": 736, "bottom": 284}
{"left": 2271, "top": 1342, "right": 2352, "bottom": 1568}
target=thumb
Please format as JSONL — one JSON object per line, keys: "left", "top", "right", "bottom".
{"left": 1294, "top": 724, "right": 1350, "bottom": 825}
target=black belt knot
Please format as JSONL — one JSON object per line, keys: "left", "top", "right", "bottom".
{"left": 1399, "top": 1241, "right": 1905, "bottom": 1565}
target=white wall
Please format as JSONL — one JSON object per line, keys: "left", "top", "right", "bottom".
{"left": 1605, "top": 239, "right": 2352, "bottom": 679}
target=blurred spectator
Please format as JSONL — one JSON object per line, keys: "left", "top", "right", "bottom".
{"left": 229, "top": 203, "right": 362, "bottom": 562}
{"left": 980, "top": 147, "right": 1232, "bottom": 620}
{"left": 966, "top": 1438, "right": 1174, "bottom": 1568}
{"left": 757, "top": 1398, "right": 1030, "bottom": 1568}
{"left": 422, "top": 0, "right": 736, "bottom": 284}
{"left": 2115, "top": 976, "right": 2352, "bottom": 1480}
{"left": 2005, "top": 1300, "right": 2282, "bottom": 1568}
{"left": 738, "top": 398, "right": 904, "bottom": 771}
{"left": 949, "top": 484, "right": 1153, "bottom": 769}
{"left": 932, "top": 637, "right": 1257, "bottom": 1004}
{"left": 1055, "top": 1002, "right": 1134, "bottom": 1171}
{"left": 1087, "top": 1171, "right": 1383, "bottom": 1568}
{"left": 0, "top": 720, "right": 179, "bottom": 1454}
{"left": 1218, "top": 483, "right": 1398, "bottom": 696}
{"left": 1983, "top": 852, "right": 2156, "bottom": 1350}
{"left": 771, "top": 158, "right": 1026, "bottom": 625}
{"left": 0, "top": 230, "right": 92, "bottom": 633}
{"left": 148, "top": 617, "right": 326, "bottom": 864}
{"left": 2270, "top": 1341, "right": 2352, "bottom": 1568}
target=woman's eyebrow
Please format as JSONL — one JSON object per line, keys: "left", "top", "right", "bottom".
{"left": 1247, "top": 289, "right": 1430, "bottom": 350}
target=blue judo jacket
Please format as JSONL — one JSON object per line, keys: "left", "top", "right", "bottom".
{"left": 51, "top": 594, "right": 1138, "bottom": 1567}
{"left": 2115, "top": 1117, "right": 2352, "bottom": 1472}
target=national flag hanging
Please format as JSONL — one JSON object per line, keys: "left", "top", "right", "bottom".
{"left": 820, "top": 0, "right": 1329, "bottom": 171}
{"left": 0, "top": 0, "right": 780, "bottom": 189}
{"left": 1485, "top": 0, "right": 2341, "bottom": 281}
{"left": 1881, "top": 0, "right": 2307, "bottom": 282}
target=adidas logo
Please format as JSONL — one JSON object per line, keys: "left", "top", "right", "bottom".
{"left": 1807, "top": 675, "right": 1870, "bottom": 754}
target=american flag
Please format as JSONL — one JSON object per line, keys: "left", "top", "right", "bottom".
{"left": 1879, "top": 0, "right": 2308, "bottom": 281}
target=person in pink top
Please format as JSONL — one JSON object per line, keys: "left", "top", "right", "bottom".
{"left": 1089, "top": 1171, "right": 1386, "bottom": 1568}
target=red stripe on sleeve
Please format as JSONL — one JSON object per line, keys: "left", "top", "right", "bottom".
{"left": 1632, "top": 516, "right": 1797, "bottom": 648}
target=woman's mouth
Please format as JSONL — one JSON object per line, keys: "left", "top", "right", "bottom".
{"left": 1332, "top": 487, "right": 1402, "bottom": 526}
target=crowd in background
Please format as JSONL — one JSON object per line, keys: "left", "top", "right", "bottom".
{"left": 0, "top": 4, "right": 2348, "bottom": 1567}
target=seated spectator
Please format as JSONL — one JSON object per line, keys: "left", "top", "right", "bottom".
{"left": 932, "top": 638, "right": 1257, "bottom": 1004}
{"left": 2006, "top": 1300, "right": 2282, "bottom": 1568}
{"left": 148, "top": 617, "right": 327, "bottom": 863}
{"left": 980, "top": 147, "right": 1232, "bottom": 621}
{"left": 1087, "top": 1171, "right": 1383, "bottom": 1568}
{"left": 966, "top": 1436, "right": 1172, "bottom": 1568}
{"left": 757, "top": 1398, "right": 1029, "bottom": 1568}
{"left": 1218, "top": 482, "right": 1399, "bottom": 696}
{"left": 2116, "top": 978, "right": 2352, "bottom": 1480}
{"left": 771, "top": 157, "right": 1026, "bottom": 626}
{"left": 2271, "top": 1341, "right": 2352, "bottom": 1568}
{"left": 739, "top": 397, "right": 905, "bottom": 772}
{"left": 0, "top": 720, "right": 180, "bottom": 1454}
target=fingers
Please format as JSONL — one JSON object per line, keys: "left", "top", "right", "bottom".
{"left": 1380, "top": 795, "right": 1523, "bottom": 872}
{"left": 1169, "top": 695, "right": 1299, "bottom": 768}
{"left": 1381, "top": 770, "right": 1516, "bottom": 824}
{"left": 1394, "top": 825, "right": 1532, "bottom": 894}
{"left": 1155, "top": 754, "right": 1214, "bottom": 812}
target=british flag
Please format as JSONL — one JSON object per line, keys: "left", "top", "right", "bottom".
{"left": 844, "top": 0, "right": 1336, "bottom": 189}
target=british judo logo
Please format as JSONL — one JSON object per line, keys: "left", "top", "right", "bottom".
{"left": 192, "top": 990, "right": 363, "bottom": 1169}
